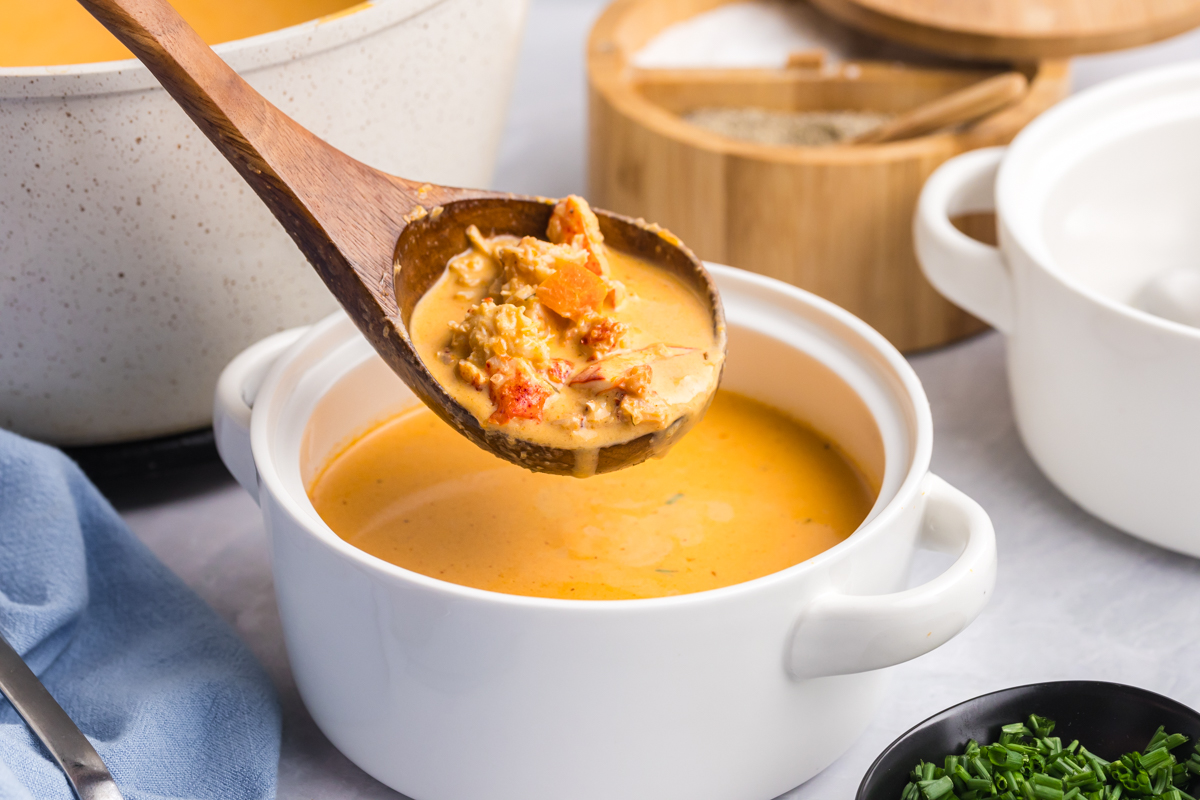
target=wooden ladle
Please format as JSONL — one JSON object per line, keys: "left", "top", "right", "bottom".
{"left": 76, "top": 0, "right": 725, "bottom": 476}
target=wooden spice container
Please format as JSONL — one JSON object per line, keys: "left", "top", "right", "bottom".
{"left": 588, "top": 0, "right": 1070, "bottom": 351}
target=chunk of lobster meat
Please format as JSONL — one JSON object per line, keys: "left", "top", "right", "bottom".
{"left": 486, "top": 356, "right": 552, "bottom": 424}
{"left": 618, "top": 364, "right": 652, "bottom": 395}
{"left": 450, "top": 297, "right": 552, "bottom": 369}
{"left": 546, "top": 358, "right": 574, "bottom": 386}
{"left": 465, "top": 224, "right": 505, "bottom": 258}
{"left": 457, "top": 359, "right": 487, "bottom": 390}
{"left": 619, "top": 391, "right": 672, "bottom": 426}
{"left": 547, "top": 195, "right": 610, "bottom": 276}
{"left": 569, "top": 345, "right": 697, "bottom": 393}
{"left": 536, "top": 261, "right": 608, "bottom": 321}
{"left": 494, "top": 236, "right": 589, "bottom": 289}
{"left": 578, "top": 317, "right": 628, "bottom": 358}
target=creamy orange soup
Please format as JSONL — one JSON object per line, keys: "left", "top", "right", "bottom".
{"left": 309, "top": 391, "right": 875, "bottom": 600}
{"left": 0, "top": 0, "right": 361, "bottom": 67}
{"left": 409, "top": 195, "right": 722, "bottom": 463}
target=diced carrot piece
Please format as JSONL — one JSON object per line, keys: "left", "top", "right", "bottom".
{"left": 537, "top": 262, "right": 608, "bottom": 320}
{"left": 486, "top": 357, "right": 551, "bottom": 424}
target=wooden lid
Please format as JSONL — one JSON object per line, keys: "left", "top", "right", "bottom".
{"left": 809, "top": 0, "right": 1200, "bottom": 59}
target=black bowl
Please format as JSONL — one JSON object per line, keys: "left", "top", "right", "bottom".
{"left": 857, "top": 681, "right": 1200, "bottom": 800}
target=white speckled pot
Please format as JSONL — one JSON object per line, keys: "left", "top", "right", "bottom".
{"left": 0, "top": 0, "right": 529, "bottom": 446}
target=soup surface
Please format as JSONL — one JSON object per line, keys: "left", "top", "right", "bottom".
{"left": 309, "top": 391, "right": 875, "bottom": 600}
{"left": 409, "top": 195, "right": 722, "bottom": 467}
{"left": 0, "top": 0, "right": 361, "bottom": 67}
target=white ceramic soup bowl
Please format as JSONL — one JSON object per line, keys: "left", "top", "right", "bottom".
{"left": 0, "top": 0, "right": 527, "bottom": 446}
{"left": 213, "top": 265, "right": 996, "bottom": 800}
{"left": 916, "top": 62, "right": 1200, "bottom": 558}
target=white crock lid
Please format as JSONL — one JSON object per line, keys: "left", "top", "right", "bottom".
{"left": 996, "top": 60, "right": 1200, "bottom": 329}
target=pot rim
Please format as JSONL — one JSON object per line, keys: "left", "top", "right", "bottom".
{"left": 0, "top": 0, "right": 445, "bottom": 97}
{"left": 250, "top": 264, "right": 935, "bottom": 611}
{"left": 996, "top": 59, "right": 1200, "bottom": 341}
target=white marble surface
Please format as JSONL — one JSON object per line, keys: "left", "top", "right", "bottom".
{"left": 114, "top": 3, "right": 1200, "bottom": 798}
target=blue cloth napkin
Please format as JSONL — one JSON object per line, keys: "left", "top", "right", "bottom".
{"left": 0, "top": 429, "right": 281, "bottom": 800}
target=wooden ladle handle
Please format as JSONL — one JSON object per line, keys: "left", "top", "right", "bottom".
{"left": 74, "top": 0, "right": 420, "bottom": 309}
{"left": 853, "top": 71, "right": 1029, "bottom": 145}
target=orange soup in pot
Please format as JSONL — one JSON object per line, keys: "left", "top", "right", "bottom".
{"left": 308, "top": 391, "right": 875, "bottom": 600}
{"left": 0, "top": 0, "right": 362, "bottom": 67}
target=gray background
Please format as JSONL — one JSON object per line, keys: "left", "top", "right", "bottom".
{"left": 115, "top": 2, "right": 1200, "bottom": 797}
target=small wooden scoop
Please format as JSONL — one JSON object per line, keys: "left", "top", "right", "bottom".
{"left": 852, "top": 71, "right": 1029, "bottom": 144}
{"left": 75, "top": 0, "right": 725, "bottom": 477}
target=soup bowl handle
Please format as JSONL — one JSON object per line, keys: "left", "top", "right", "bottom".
{"left": 914, "top": 146, "right": 1015, "bottom": 334}
{"left": 787, "top": 473, "right": 996, "bottom": 679}
{"left": 213, "top": 327, "right": 308, "bottom": 501}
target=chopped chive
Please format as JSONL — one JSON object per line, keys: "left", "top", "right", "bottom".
{"left": 919, "top": 776, "right": 956, "bottom": 800}
{"left": 990, "top": 745, "right": 1026, "bottom": 769}
{"left": 1140, "top": 746, "right": 1172, "bottom": 772}
{"left": 1030, "top": 715, "right": 1056, "bottom": 737}
{"left": 1165, "top": 735, "right": 1191, "bottom": 753}
{"left": 896, "top": 717, "right": 1199, "bottom": 800}
{"left": 1059, "top": 756, "right": 1083, "bottom": 774}
{"left": 664, "top": 492, "right": 684, "bottom": 504}
{"left": 1154, "top": 767, "right": 1174, "bottom": 795}
{"left": 1032, "top": 774, "right": 1063, "bottom": 790}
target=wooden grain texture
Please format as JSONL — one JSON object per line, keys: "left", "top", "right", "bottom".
{"left": 810, "top": 0, "right": 1200, "bottom": 59}
{"left": 588, "top": 0, "right": 1071, "bottom": 352}
{"left": 853, "top": 71, "right": 1028, "bottom": 144}
{"left": 74, "top": 0, "right": 726, "bottom": 476}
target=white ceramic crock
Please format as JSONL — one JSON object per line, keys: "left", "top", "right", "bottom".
{"left": 0, "top": 0, "right": 527, "bottom": 446}
{"left": 213, "top": 265, "right": 996, "bottom": 800}
{"left": 915, "top": 62, "right": 1200, "bottom": 558}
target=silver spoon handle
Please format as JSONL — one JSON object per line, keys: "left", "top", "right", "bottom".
{"left": 0, "top": 632, "right": 124, "bottom": 800}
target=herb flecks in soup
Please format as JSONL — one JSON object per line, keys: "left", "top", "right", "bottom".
{"left": 409, "top": 196, "right": 722, "bottom": 458}
{"left": 1, "top": 0, "right": 362, "bottom": 67}
{"left": 308, "top": 391, "right": 875, "bottom": 600}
